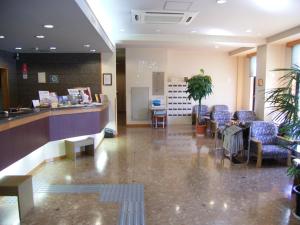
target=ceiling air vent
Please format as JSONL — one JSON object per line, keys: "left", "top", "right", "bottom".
{"left": 131, "top": 10, "right": 198, "bottom": 25}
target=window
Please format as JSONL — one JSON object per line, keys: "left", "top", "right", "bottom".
{"left": 291, "top": 44, "right": 300, "bottom": 119}
{"left": 250, "top": 55, "right": 257, "bottom": 77}
{"left": 292, "top": 44, "right": 300, "bottom": 66}
{"left": 249, "top": 55, "right": 257, "bottom": 111}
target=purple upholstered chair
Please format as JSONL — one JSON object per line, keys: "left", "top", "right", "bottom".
{"left": 250, "top": 121, "right": 292, "bottom": 167}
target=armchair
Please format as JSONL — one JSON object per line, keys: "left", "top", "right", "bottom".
{"left": 212, "top": 105, "right": 229, "bottom": 112}
{"left": 250, "top": 121, "right": 292, "bottom": 167}
{"left": 234, "top": 110, "right": 257, "bottom": 124}
{"left": 210, "top": 110, "right": 231, "bottom": 137}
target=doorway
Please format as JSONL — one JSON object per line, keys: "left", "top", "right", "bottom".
{"left": 0, "top": 68, "right": 9, "bottom": 110}
{"left": 116, "top": 48, "right": 126, "bottom": 127}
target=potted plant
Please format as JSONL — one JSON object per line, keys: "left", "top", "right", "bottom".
{"left": 266, "top": 65, "right": 300, "bottom": 219}
{"left": 186, "top": 69, "right": 213, "bottom": 135}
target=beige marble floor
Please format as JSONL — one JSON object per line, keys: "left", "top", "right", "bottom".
{"left": 1, "top": 125, "right": 299, "bottom": 225}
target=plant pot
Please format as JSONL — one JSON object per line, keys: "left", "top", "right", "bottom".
{"left": 196, "top": 124, "right": 206, "bottom": 135}
{"left": 293, "top": 185, "right": 300, "bottom": 219}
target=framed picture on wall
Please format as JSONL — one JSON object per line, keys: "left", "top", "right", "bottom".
{"left": 257, "top": 79, "right": 264, "bottom": 86}
{"left": 103, "top": 73, "right": 112, "bottom": 86}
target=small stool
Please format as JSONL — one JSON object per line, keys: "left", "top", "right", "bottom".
{"left": 0, "top": 175, "right": 34, "bottom": 220}
{"left": 153, "top": 114, "right": 167, "bottom": 128}
{"left": 65, "top": 137, "right": 94, "bottom": 161}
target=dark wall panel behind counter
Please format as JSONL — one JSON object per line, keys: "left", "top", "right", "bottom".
{"left": 17, "top": 53, "right": 101, "bottom": 107}
{"left": 0, "top": 50, "right": 18, "bottom": 107}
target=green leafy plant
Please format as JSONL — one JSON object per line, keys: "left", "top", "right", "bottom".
{"left": 265, "top": 65, "right": 300, "bottom": 178}
{"left": 287, "top": 165, "right": 300, "bottom": 179}
{"left": 265, "top": 65, "right": 300, "bottom": 139}
{"left": 186, "top": 69, "right": 213, "bottom": 125}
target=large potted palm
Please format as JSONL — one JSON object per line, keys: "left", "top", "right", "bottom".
{"left": 186, "top": 69, "right": 213, "bottom": 135}
{"left": 266, "top": 65, "right": 300, "bottom": 219}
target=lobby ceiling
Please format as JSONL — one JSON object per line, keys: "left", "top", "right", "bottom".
{"left": 0, "top": 0, "right": 113, "bottom": 53}
{"left": 88, "top": 0, "right": 300, "bottom": 51}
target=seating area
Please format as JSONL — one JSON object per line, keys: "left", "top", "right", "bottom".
{"left": 191, "top": 104, "right": 297, "bottom": 168}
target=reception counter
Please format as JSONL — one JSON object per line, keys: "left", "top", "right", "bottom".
{"left": 0, "top": 105, "right": 109, "bottom": 171}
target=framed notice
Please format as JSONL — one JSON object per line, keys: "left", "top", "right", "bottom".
{"left": 103, "top": 73, "right": 112, "bottom": 86}
{"left": 257, "top": 79, "right": 264, "bottom": 86}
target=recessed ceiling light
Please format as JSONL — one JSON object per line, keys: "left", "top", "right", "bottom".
{"left": 90, "top": 49, "right": 96, "bottom": 52}
{"left": 15, "top": 47, "right": 22, "bottom": 50}
{"left": 120, "top": 28, "right": 125, "bottom": 32}
{"left": 217, "top": 0, "right": 227, "bottom": 4}
{"left": 246, "top": 29, "right": 252, "bottom": 33}
{"left": 0, "top": 35, "right": 5, "bottom": 39}
{"left": 35, "top": 47, "right": 39, "bottom": 51}
{"left": 215, "top": 45, "right": 220, "bottom": 49}
{"left": 191, "top": 30, "right": 197, "bottom": 33}
{"left": 84, "top": 44, "right": 91, "bottom": 48}
{"left": 43, "top": 24, "right": 54, "bottom": 29}
{"left": 35, "top": 35, "right": 45, "bottom": 39}
{"left": 49, "top": 47, "right": 56, "bottom": 50}
{"left": 205, "top": 28, "right": 233, "bottom": 36}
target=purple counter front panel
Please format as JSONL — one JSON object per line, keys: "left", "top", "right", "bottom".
{"left": 49, "top": 109, "right": 109, "bottom": 141}
{"left": 0, "top": 107, "right": 108, "bottom": 171}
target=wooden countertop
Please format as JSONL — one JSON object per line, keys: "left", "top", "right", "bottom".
{"left": 0, "top": 104, "right": 108, "bottom": 132}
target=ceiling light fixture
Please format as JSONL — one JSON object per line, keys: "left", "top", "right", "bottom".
{"left": 156, "top": 29, "right": 161, "bottom": 32}
{"left": 90, "top": 49, "right": 96, "bottom": 52}
{"left": 215, "top": 45, "right": 220, "bottom": 49}
{"left": 216, "top": 0, "right": 227, "bottom": 4}
{"left": 35, "top": 35, "right": 45, "bottom": 39}
{"left": 246, "top": 29, "right": 252, "bottom": 33}
{"left": 0, "top": 35, "right": 5, "bottom": 39}
{"left": 84, "top": 44, "right": 91, "bottom": 48}
{"left": 35, "top": 47, "right": 39, "bottom": 51}
{"left": 120, "top": 28, "right": 125, "bottom": 32}
{"left": 49, "top": 47, "right": 56, "bottom": 50}
{"left": 191, "top": 30, "right": 197, "bottom": 33}
{"left": 43, "top": 24, "right": 54, "bottom": 29}
{"left": 15, "top": 47, "right": 22, "bottom": 50}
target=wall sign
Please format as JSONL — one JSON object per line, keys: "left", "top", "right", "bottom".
{"left": 38, "top": 72, "right": 46, "bottom": 83}
{"left": 49, "top": 74, "right": 59, "bottom": 83}
{"left": 103, "top": 73, "right": 112, "bottom": 86}
{"left": 257, "top": 79, "right": 264, "bottom": 86}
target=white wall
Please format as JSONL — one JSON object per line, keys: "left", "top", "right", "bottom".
{"left": 254, "top": 44, "right": 290, "bottom": 121}
{"left": 264, "top": 44, "right": 288, "bottom": 121}
{"left": 126, "top": 47, "right": 237, "bottom": 124}
{"left": 101, "top": 52, "right": 117, "bottom": 131}
{"left": 126, "top": 48, "right": 168, "bottom": 124}
{"left": 255, "top": 45, "right": 267, "bottom": 120}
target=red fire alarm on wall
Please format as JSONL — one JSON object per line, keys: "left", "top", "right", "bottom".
{"left": 22, "top": 63, "right": 28, "bottom": 79}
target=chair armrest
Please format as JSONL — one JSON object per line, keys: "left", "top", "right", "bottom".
{"left": 277, "top": 136, "right": 295, "bottom": 149}
{"left": 250, "top": 138, "right": 262, "bottom": 156}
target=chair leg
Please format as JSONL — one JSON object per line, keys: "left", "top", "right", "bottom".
{"left": 256, "top": 153, "right": 262, "bottom": 168}
{"left": 287, "top": 152, "right": 292, "bottom": 167}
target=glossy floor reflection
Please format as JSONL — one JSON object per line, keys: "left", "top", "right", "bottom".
{"left": 1, "top": 125, "right": 299, "bottom": 225}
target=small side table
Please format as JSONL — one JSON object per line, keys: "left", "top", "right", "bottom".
{"left": 0, "top": 175, "right": 34, "bottom": 220}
